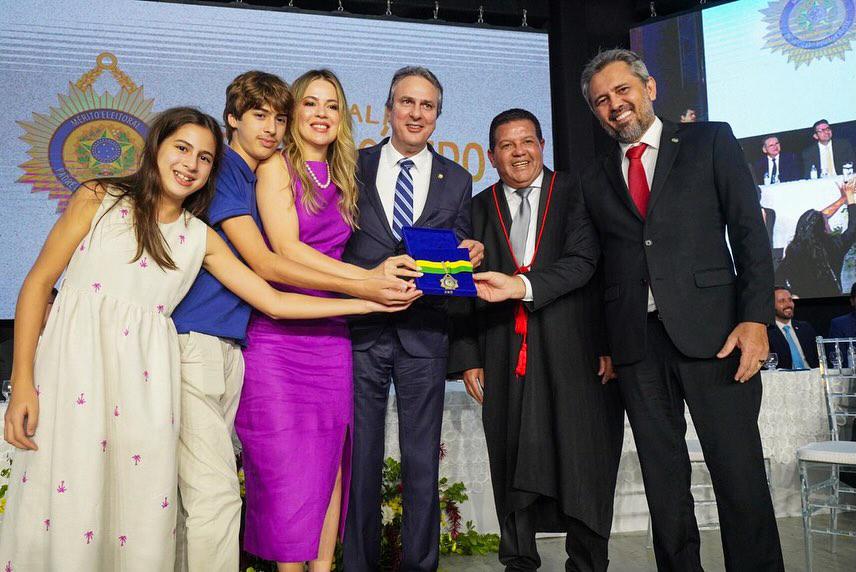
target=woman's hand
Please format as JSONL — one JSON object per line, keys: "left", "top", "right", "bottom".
{"left": 372, "top": 255, "right": 423, "bottom": 280}
{"left": 363, "top": 298, "right": 418, "bottom": 314}
{"left": 842, "top": 179, "right": 856, "bottom": 205}
{"left": 4, "top": 380, "right": 39, "bottom": 450}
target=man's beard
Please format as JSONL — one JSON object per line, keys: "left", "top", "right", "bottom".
{"left": 600, "top": 99, "right": 656, "bottom": 144}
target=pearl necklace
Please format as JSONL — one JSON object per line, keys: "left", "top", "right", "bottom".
{"left": 305, "top": 161, "right": 332, "bottom": 189}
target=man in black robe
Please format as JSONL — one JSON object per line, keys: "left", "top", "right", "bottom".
{"left": 449, "top": 109, "right": 624, "bottom": 571}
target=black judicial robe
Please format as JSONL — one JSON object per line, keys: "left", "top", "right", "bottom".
{"left": 448, "top": 169, "right": 624, "bottom": 538}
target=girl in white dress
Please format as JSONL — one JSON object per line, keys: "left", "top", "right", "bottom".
{"left": 0, "top": 107, "right": 401, "bottom": 571}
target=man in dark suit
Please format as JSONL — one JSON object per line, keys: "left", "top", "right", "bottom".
{"left": 450, "top": 109, "right": 624, "bottom": 571}
{"left": 754, "top": 136, "right": 801, "bottom": 183}
{"left": 829, "top": 282, "right": 856, "bottom": 339}
{"left": 801, "top": 119, "right": 856, "bottom": 178}
{"left": 342, "top": 66, "right": 481, "bottom": 572}
{"left": 576, "top": 49, "right": 782, "bottom": 570}
{"left": 767, "top": 286, "right": 819, "bottom": 369}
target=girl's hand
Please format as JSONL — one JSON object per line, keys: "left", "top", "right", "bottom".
{"left": 372, "top": 255, "right": 423, "bottom": 280}
{"left": 4, "top": 381, "right": 39, "bottom": 450}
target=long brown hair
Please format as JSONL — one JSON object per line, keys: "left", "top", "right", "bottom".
{"left": 96, "top": 106, "right": 224, "bottom": 270}
{"left": 284, "top": 69, "right": 359, "bottom": 228}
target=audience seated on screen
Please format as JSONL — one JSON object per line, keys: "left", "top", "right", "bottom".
{"left": 767, "top": 286, "right": 819, "bottom": 369}
{"left": 754, "top": 136, "right": 800, "bottom": 184}
{"left": 801, "top": 119, "right": 856, "bottom": 179}
{"left": 679, "top": 107, "right": 697, "bottom": 123}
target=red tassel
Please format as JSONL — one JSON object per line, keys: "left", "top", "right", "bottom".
{"left": 514, "top": 302, "right": 527, "bottom": 335}
{"left": 515, "top": 341, "right": 528, "bottom": 377}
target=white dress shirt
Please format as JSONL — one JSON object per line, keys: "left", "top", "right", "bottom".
{"left": 618, "top": 116, "right": 663, "bottom": 312}
{"left": 505, "top": 171, "right": 544, "bottom": 302}
{"left": 376, "top": 141, "right": 433, "bottom": 229}
{"left": 766, "top": 155, "right": 779, "bottom": 182}
{"left": 775, "top": 319, "right": 808, "bottom": 364}
{"left": 818, "top": 141, "right": 837, "bottom": 177}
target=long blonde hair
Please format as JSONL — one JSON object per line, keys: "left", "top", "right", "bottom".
{"left": 284, "top": 69, "right": 358, "bottom": 228}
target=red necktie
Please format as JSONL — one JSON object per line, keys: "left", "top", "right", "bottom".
{"left": 626, "top": 143, "right": 650, "bottom": 219}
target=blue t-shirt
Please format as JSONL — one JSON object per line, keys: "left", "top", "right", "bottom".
{"left": 172, "top": 146, "right": 260, "bottom": 343}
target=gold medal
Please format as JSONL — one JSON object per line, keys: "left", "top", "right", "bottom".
{"left": 440, "top": 261, "right": 459, "bottom": 294}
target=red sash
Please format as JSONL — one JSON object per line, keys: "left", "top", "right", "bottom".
{"left": 489, "top": 171, "right": 557, "bottom": 377}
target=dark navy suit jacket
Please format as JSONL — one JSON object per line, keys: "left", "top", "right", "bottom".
{"left": 829, "top": 312, "right": 856, "bottom": 339}
{"left": 753, "top": 153, "right": 801, "bottom": 184}
{"left": 767, "top": 320, "right": 819, "bottom": 369}
{"left": 343, "top": 139, "right": 472, "bottom": 358}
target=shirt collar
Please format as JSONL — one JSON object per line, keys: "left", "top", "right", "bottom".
{"left": 619, "top": 116, "right": 664, "bottom": 157}
{"left": 776, "top": 318, "right": 793, "bottom": 328}
{"left": 224, "top": 145, "right": 256, "bottom": 184}
{"left": 383, "top": 141, "right": 432, "bottom": 172}
{"left": 503, "top": 169, "right": 545, "bottom": 196}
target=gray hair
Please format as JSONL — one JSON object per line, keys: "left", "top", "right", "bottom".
{"left": 580, "top": 48, "right": 651, "bottom": 108}
{"left": 385, "top": 66, "right": 444, "bottom": 116}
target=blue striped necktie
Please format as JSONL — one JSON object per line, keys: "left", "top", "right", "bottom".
{"left": 392, "top": 158, "right": 415, "bottom": 240}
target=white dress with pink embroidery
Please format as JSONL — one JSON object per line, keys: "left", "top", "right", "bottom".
{"left": 0, "top": 193, "right": 207, "bottom": 571}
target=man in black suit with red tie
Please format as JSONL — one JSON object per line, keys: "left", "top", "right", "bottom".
{"left": 561, "top": 49, "right": 782, "bottom": 571}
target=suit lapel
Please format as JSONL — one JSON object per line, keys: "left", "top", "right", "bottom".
{"left": 360, "top": 141, "right": 396, "bottom": 243}
{"left": 647, "top": 120, "right": 680, "bottom": 217}
{"left": 414, "top": 145, "right": 447, "bottom": 227}
{"left": 602, "top": 151, "right": 643, "bottom": 222}
{"left": 485, "top": 178, "right": 518, "bottom": 271}
{"left": 534, "top": 167, "right": 552, "bottom": 234}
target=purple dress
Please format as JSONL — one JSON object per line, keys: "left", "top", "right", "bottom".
{"left": 236, "top": 161, "right": 353, "bottom": 562}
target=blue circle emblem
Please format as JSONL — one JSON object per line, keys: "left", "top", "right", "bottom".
{"left": 780, "top": 0, "right": 855, "bottom": 50}
{"left": 91, "top": 137, "right": 122, "bottom": 163}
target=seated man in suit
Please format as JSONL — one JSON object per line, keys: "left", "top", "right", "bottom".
{"left": 801, "top": 119, "right": 856, "bottom": 178}
{"left": 768, "top": 286, "right": 819, "bottom": 368}
{"left": 755, "top": 136, "right": 800, "bottom": 183}
{"left": 829, "top": 282, "right": 856, "bottom": 339}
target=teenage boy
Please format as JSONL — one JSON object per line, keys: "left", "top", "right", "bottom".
{"left": 172, "top": 71, "right": 416, "bottom": 571}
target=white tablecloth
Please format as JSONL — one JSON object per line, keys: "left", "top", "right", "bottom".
{"left": 385, "top": 370, "right": 828, "bottom": 534}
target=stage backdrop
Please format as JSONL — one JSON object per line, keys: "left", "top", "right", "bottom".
{"left": 0, "top": 0, "right": 552, "bottom": 319}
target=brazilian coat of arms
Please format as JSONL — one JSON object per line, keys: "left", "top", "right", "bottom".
{"left": 17, "top": 52, "right": 155, "bottom": 212}
{"left": 761, "top": 0, "right": 856, "bottom": 67}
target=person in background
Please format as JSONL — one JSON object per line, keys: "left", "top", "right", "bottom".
{"left": 767, "top": 286, "right": 819, "bottom": 369}
{"left": 801, "top": 119, "right": 856, "bottom": 178}
{"left": 829, "top": 282, "right": 856, "bottom": 339}
{"left": 679, "top": 107, "right": 697, "bottom": 123}
{"left": 754, "top": 136, "right": 800, "bottom": 184}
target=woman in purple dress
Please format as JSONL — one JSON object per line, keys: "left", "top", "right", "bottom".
{"left": 236, "top": 70, "right": 416, "bottom": 571}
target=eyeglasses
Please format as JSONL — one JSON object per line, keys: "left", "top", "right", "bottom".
{"left": 816, "top": 126, "right": 832, "bottom": 133}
